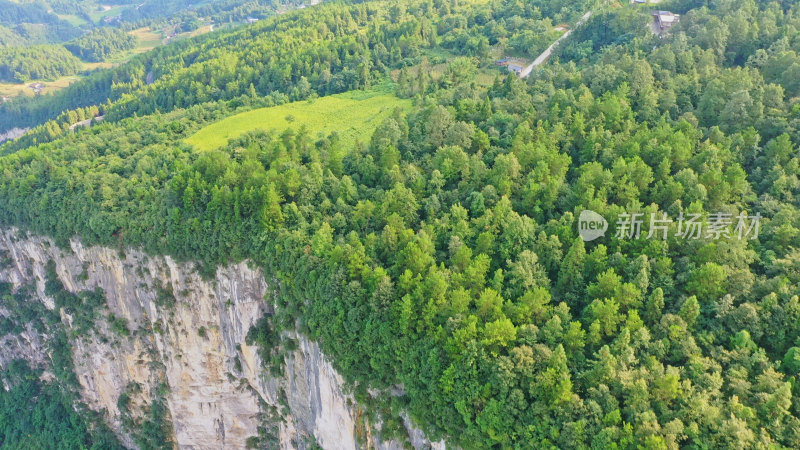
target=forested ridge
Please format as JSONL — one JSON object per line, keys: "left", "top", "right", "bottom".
{"left": 64, "top": 28, "right": 137, "bottom": 62}
{"left": 1, "top": 0, "right": 800, "bottom": 448}
{"left": 0, "top": 1, "right": 61, "bottom": 25}
{"left": 0, "top": 0, "right": 586, "bottom": 139}
{"left": 2, "top": 0, "right": 446, "bottom": 132}
{"left": 0, "top": 45, "right": 83, "bottom": 83}
{"left": 0, "top": 0, "right": 310, "bottom": 49}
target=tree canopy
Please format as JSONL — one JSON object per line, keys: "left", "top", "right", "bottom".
{"left": 1, "top": 0, "right": 800, "bottom": 447}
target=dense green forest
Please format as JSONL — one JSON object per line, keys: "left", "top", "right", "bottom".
{"left": 0, "top": 45, "right": 83, "bottom": 82}
{"left": 0, "top": 0, "right": 81, "bottom": 47}
{"left": 1, "top": 0, "right": 800, "bottom": 447}
{"left": 0, "top": 0, "right": 331, "bottom": 132}
{"left": 0, "top": 0, "right": 587, "bottom": 136}
{"left": 0, "top": 0, "right": 316, "bottom": 94}
{"left": 0, "top": 0, "right": 311, "bottom": 49}
{"left": 65, "top": 28, "right": 137, "bottom": 62}
{"left": 0, "top": 360, "right": 123, "bottom": 450}
{"left": 0, "top": 22, "right": 81, "bottom": 48}
{"left": 119, "top": 0, "right": 306, "bottom": 24}
{"left": 0, "top": 1, "right": 60, "bottom": 24}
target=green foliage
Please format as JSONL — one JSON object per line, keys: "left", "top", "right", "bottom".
{"left": 246, "top": 316, "right": 284, "bottom": 376}
{"left": 0, "top": 282, "right": 59, "bottom": 335}
{"left": 44, "top": 260, "right": 106, "bottom": 335}
{"left": 0, "top": 45, "right": 82, "bottom": 82}
{"left": 0, "top": 360, "right": 124, "bottom": 450}
{"left": 65, "top": 29, "right": 137, "bottom": 62}
{"left": 0, "top": 1, "right": 63, "bottom": 25}
{"left": 0, "top": 281, "right": 122, "bottom": 449}
{"left": 155, "top": 283, "right": 177, "bottom": 309}
{"left": 118, "top": 382, "right": 173, "bottom": 450}
{"left": 0, "top": 0, "right": 474, "bottom": 137}
{"left": 783, "top": 347, "right": 800, "bottom": 375}
{"left": 1, "top": 0, "right": 800, "bottom": 447}
{"left": 109, "top": 314, "right": 130, "bottom": 337}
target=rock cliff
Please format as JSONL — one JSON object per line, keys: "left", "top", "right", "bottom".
{"left": 0, "top": 127, "right": 28, "bottom": 144}
{"left": 0, "top": 228, "right": 441, "bottom": 450}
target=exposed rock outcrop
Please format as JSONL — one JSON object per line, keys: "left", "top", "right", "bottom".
{"left": 0, "top": 127, "right": 28, "bottom": 144}
{"left": 0, "top": 228, "right": 441, "bottom": 449}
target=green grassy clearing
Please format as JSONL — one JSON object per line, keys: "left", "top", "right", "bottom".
{"left": 101, "top": 28, "right": 163, "bottom": 64}
{"left": 87, "top": 5, "right": 125, "bottom": 23}
{"left": 54, "top": 13, "right": 88, "bottom": 27}
{"left": 185, "top": 86, "right": 412, "bottom": 151}
{"left": 131, "top": 28, "right": 163, "bottom": 51}
{"left": 0, "top": 75, "right": 83, "bottom": 97}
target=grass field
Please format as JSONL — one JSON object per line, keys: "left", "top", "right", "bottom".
{"left": 131, "top": 28, "right": 163, "bottom": 51}
{"left": 101, "top": 28, "right": 163, "bottom": 64}
{"left": 55, "top": 13, "right": 89, "bottom": 27}
{"left": 87, "top": 5, "right": 126, "bottom": 23}
{"left": 0, "top": 60, "right": 120, "bottom": 98}
{"left": 84, "top": 61, "right": 114, "bottom": 70}
{"left": 0, "top": 76, "right": 82, "bottom": 97}
{"left": 185, "top": 86, "right": 412, "bottom": 151}
{"left": 189, "top": 25, "right": 215, "bottom": 38}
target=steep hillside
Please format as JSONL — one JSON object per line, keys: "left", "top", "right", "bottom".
{"left": 0, "top": 0, "right": 582, "bottom": 142}
{"left": 1, "top": 0, "right": 800, "bottom": 448}
{"left": 0, "top": 228, "right": 436, "bottom": 448}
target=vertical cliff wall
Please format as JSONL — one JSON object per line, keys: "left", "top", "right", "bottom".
{"left": 0, "top": 228, "right": 441, "bottom": 449}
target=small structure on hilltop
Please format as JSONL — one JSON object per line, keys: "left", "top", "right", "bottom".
{"left": 28, "top": 83, "right": 44, "bottom": 93}
{"left": 652, "top": 10, "right": 680, "bottom": 33}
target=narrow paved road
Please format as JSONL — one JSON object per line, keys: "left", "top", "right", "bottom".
{"left": 520, "top": 10, "right": 593, "bottom": 78}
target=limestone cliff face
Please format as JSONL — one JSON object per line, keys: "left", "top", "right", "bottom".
{"left": 0, "top": 228, "right": 441, "bottom": 450}
{"left": 0, "top": 127, "right": 28, "bottom": 144}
